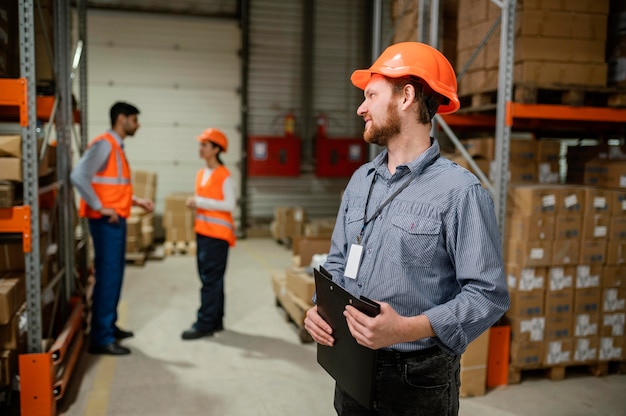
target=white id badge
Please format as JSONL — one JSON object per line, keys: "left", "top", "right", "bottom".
{"left": 344, "top": 244, "right": 363, "bottom": 280}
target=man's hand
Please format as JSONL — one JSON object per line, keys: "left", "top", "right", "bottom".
{"left": 186, "top": 196, "right": 197, "bottom": 209}
{"left": 304, "top": 305, "right": 334, "bottom": 347}
{"left": 99, "top": 207, "right": 119, "bottom": 224}
{"left": 134, "top": 198, "right": 154, "bottom": 212}
{"left": 344, "top": 302, "right": 434, "bottom": 350}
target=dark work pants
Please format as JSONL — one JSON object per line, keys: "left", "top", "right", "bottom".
{"left": 89, "top": 217, "right": 127, "bottom": 347}
{"left": 194, "top": 233, "right": 229, "bottom": 332}
{"left": 334, "top": 347, "right": 460, "bottom": 416}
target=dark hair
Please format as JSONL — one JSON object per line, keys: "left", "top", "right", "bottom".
{"left": 209, "top": 141, "right": 225, "bottom": 165}
{"left": 109, "top": 102, "right": 140, "bottom": 127}
{"left": 388, "top": 76, "right": 445, "bottom": 123}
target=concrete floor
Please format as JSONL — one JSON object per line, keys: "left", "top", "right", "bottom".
{"left": 58, "top": 238, "right": 626, "bottom": 416}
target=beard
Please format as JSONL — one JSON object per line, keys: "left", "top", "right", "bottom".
{"left": 363, "top": 101, "right": 401, "bottom": 147}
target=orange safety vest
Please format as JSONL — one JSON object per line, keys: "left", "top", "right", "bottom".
{"left": 79, "top": 132, "right": 133, "bottom": 219}
{"left": 194, "top": 166, "right": 236, "bottom": 247}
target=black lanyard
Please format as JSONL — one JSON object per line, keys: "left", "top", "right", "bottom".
{"left": 357, "top": 154, "right": 439, "bottom": 244}
{"left": 357, "top": 171, "right": 415, "bottom": 244}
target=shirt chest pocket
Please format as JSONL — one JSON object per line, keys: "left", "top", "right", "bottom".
{"left": 345, "top": 208, "right": 365, "bottom": 244}
{"left": 387, "top": 215, "right": 442, "bottom": 268}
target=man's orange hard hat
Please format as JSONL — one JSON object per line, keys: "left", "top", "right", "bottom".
{"left": 351, "top": 42, "right": 460, "bottom": 115}
{"left": 197, "top": 128, "right": 228, "bottom": 153}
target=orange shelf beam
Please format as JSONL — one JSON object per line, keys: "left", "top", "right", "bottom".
{"left": 506, "top": 102, "right": 626, "bottom": 126}
{"left": 0, "top": 205, "right": 32, "bottom": 252}
{"left": 0, "top": 78, "right": 29, "bottom": 126}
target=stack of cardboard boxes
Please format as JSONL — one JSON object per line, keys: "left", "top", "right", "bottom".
{"left": 162, "top": 193, "right": 195, "bottom": 254}
{"left": 504, "top": 183, "right": 626, "bottom": 371}
{"left": 456, "top": 0, "right": 610, "bottom": 96}
{"left": 125, "top": 170, "right": 157, "bottom": 261}
{"left": 0, "top": 135, "right": 51, "bottom": 184}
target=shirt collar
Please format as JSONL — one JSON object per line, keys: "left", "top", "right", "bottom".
{"left": 367, "top": 137, "right": 440, "bottom": 178}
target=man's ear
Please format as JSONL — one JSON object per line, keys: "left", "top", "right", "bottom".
{"left": 401, "top": 84, "right": 416, "bottom": 109}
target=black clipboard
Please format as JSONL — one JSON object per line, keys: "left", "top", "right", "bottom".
{"left": 314, "top": 266, "right": 380, "bottom": 409}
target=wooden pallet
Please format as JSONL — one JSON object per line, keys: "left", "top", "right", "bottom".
{"left": 271, "top": 272, "right": 314, "bottom": 343}
{"left": 459, "top": 84, "right": 626, "bottom": 111}
{"left": 164, "top": 240, "right": 197, "bottom": 256}
{"left": 508, "top": 360, "right": 626, "bottom": 385}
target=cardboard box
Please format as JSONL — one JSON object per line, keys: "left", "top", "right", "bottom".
{"left": 609, "top": 216, "right": 626, "bottom": 241}
{"left": 600, "top": 312, "right": 625, "bottom": 337}
{"left": 576, "top": 265, "right": 602, "bottom": 288}
{"left": 292, "top": 236, "right": 330, "bottom": 268}
{"left": 506, "top": 215, "right": 555, "bottom": 241}
{"left": 580, "top": 214, "right": 609, "bottom": 239}
{"left": 505, "top": 240, "right": 552, "bottom": 267}
{"left": 608, "top": 189, "right": 626, "bottom": 216}
{"left": 545, "top": 315, "right": 573, "bottom": 340}
{"left": 584, "top": 159, "right": 626, "bottom": 189}
{"left": 545, "top": 289, "right": 574, "bottom": 316}
{"left": 0, "top": 157, "right": 48, "bottom": 181}
{"left": 578, "top": 240, "right": 607, "bottom": 265}
{"left": 0, "top": 302, "right": 26, "bottom": 350}
{"left": 506, "top": 264, "right": 546, "bottom": 292}
{"left": 554, "top": 215, "right": 582, "bottom": 239}
{"left": 574, "top": 288, "right": 602, "bottom": 314}
{"left": 543, "top": 339, "right": 573, "bottom": 366}
{"left": 582, "top": 187, "right": 611, "bottom": 215}
{"left": 508, "top": 290, "right": 545, "bottom": 317}
{"left": 285, "top": 267, "right": 315, "bottom": 304}
{"left": 132, "top": 170, "right": 158, "bottom": 201}
{"left": 606, "top": 241, "right": 626, "bottom": 265}
{"left": 506, "top": 185, "right": 557, "bottom": 216}
{"left": 573, "top": 336, "right": 599, "bottom": 363}
{"left": 509, "top": 341, "right": 543, "bottom": 369}
{"left": 557, "top": 186, "right": 585, "bottom": 215}
{"left": 547, "top": 266, "right": 575, "bottom": 292}
{"left": 460, "top": 330, "right": 490, "bottom": 398}
{"left": 602, "top": 265, "right": 626, "bottom": 288}
{"left": 0, "top": 244, "right": 25, "bottom": 272}
{"left": 459, "top": 137, "right": 495, "bottom": 158}
{"left": 0, "top": 349, "right": 15, "bottom": 387}
{"left": 599, "top": 336, "right": 624, "bottom": 361}
{"left": 0, "top": 135, "right": 21, "bottom": 157}
{"left": 536, "top": 140, "right": 561, "bottom": 164}
{"left": 574, "top": 313, "right": 600, "bottom": 337}
{"left": 551, "top": 239, "right": 579, "bottom": 266}
{"left": 507, "top": 315, "right": 545, "bottom": 342}
{"left": 0, "top": 180, "right": 13, "bottom": 208}
{"left": 0, "top": 273, "right": 25, "bottom": 325}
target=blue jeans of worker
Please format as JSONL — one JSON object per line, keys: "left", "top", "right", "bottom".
{"left": 194, "top": 233, "right": 229, "bottom": 332}
{"left": 334, "top": 347, "right": 460, "bottom": 416}
{"left": 89, "top": 217, "right": 127, "bottom": 347}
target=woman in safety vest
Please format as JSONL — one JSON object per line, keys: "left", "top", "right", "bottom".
{"left": 181, "top": 128, "right": 236, "bottom": 340}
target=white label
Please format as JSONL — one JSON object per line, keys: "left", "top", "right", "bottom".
{"left": 594, "top": 226, "right": 608, "bottom": 238}
{"left": 564, "top": 194, "right": 578, "bottom": 208}
{"left": 530, "top": 248, "right": 544, "bottom": 259}
{"left": 542, "top": 195, "right": 556, "bottom": 208}
{"left": 620, "top": 175, "right": 626, "bottom": 188}
{"left": 344, "top": 244, "right": 363, "bottom": 279}
{"left": 593, "top": 197, "right": 606, "bottom": 209}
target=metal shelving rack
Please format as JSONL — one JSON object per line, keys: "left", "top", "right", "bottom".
{"left": 0, "top": 1, "right": 88, "bottom": 414}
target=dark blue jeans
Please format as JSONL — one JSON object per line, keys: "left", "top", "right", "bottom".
{"left": 334, "top": 347, "right": 460, "bottom": 416}
{"left": 194, "top": 234, "right": 229, "bottom": 332}
{"left": 89, "top": 217, "right": 127, "bottom": 347}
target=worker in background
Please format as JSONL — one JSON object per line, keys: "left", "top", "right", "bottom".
{"left": 71, "top": 101, "right": 154, "bottom": 356}
{"left": 181, "top": 128, "right": 236, "bottom": 340}
{"left": 303, "top": 42, "right": 510, "bottom": 415}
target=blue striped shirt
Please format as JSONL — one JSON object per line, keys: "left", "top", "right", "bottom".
{"left": 323, "top": 138, "right": 510, "bottom": 355}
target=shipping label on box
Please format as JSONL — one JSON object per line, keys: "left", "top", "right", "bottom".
{"left": 581, "top": 214, "right": 609, "bottom": 239}
{"left": 601, "top": 313, "right": 625, "bottom": 337}
{"left": 573, "top": 337, "right": 598, "bottom": 363}
{"left": 599, "top": 337, "right": 624, "bottom": 361}
{"left": 583, "top": 187, "right": 610, "bottom": 215}
{"left": 548, "top": 266, "right": 575, "bottom": 291}
{"left": 506, "top": 264, "right": 545, "bottom": 291}
{"left": 506, "top": 185, "right": 557, "bottom": 216}
{"left": 576, "top": 265, "right": 601, "bottom": 288}
{"left": 507, "top": 315, "right": 545, "bottom": 342}
{"left": 602, "top": 288, "right": 626, "bottom": 312}
{"left": 544, "top": 339, "right": 572, "bottom": 366}
{"left": 575, "top": 313, "right": 599, "bottom": 337}
{"left": 557, "top": 187, "right": 585, "bottom": 215}
{"left": 505, "top": 240, "right": 552, "bottom": 267}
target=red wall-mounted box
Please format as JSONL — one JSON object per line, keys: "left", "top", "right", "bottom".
{"left": 315, "top": 137, "right": 367, "bottom": 177}
{"left": 248, "top": 136, "right": 301, "bottom": 177}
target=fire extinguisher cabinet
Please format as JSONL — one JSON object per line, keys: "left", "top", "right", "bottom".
{"left": 247, "top": 136, "right": 301, "bottom": 177}
{"left": 315, "top": 137, "right": 367, "bottom": 177}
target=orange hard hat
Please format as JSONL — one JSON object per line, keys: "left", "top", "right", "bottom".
{"left": 197, "top": 128, "right": 228, "bottom": 152}
{"left": 351, "top": 42, "right": 460, "bottom": 115}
